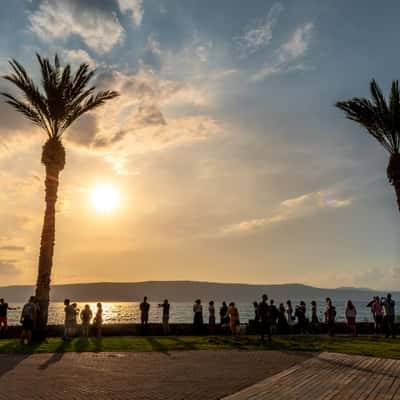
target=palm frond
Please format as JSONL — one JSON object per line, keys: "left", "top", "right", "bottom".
{"left": 336, "top": 79, "right": 400, "bottom": 154}
{"left": 2, "top": 53, "right": 119, "bottom": 140}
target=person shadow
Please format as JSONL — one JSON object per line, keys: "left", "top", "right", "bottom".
{"left": 0, "top": 340, "right": 43, "bottom": 378}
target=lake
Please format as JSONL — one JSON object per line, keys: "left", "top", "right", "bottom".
{"left": 5, "top": 297, "right": 380, "bottom": 326}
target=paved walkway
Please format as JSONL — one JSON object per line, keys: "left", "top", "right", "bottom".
{"left": 1, "top": 350, "right": 310, "bottom": 400}
{"left": 224, "top": 352, "right": 400, "bottom": 399}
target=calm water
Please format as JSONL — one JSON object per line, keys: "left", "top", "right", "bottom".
{"left": 5, "top": 298, "right": 381, "bottom": 326}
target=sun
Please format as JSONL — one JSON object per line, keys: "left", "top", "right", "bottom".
{"left": 90, "top": 184, "right": 120, "bottom": 213}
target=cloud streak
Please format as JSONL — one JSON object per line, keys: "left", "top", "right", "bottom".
{"left": 221, "top": 190, "right": 352, "bottom": 236}
{"left": 234, "top": 3, "right": 284, "bottom": 57}
{"left": 251, "top": 22, "right": 314, "bottom": 81}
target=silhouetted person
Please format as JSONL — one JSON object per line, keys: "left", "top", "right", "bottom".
{"left": 370, "top": 296, "right": 383, "bottom": 334}
{"left": 94, "top": 302, "right": 103, "bottom": 338}
{"left": 227, "top": 302, "right": 239, "bottom": 336}
{"left": 277, "top": 303, "right": 289, "bottom": 334}
{"left": 269, "top": 299, "right": 278, "bottom": 333}
{"left": 80, "top": 304, "right": 93, "bottom": 337}
{"left": 158, "top": 299, "right": 170, "bottom": 335}
{"left": 0, "top": 298, "right": 16, "bottom": 336}
{"left": 382, "top": 293, "right": 396, "bottom": 338}
{"left": 208, "top": 301, "right": 216, "bottom": 333}
{"left": 258, "top": 294, "right": 271, "bottom": 343}
{"left": 310, "top": 301, "right": 319, "bottom": 333}
{"left": 63, "top": 299, "right": 75, "bottom": 340}
{"left": 295, "top": 301, "right": 308, "bottom": 335}
{"left": 20, "top": 297, "right": 35, "bottom": 345}
{"left": 220, "top": 301, "right": 228, "bottom": 334}
{"left": 325, "top": 297, "right": 336, "bottom": 336}
{"left": 193, "top": 299, "right": 203, "bottom": 334}
{"left": 286, "top": 300, "right": 295, "bottom": 329}
{"left": 345, "top": 300, "right": 357, "bottom": 336}
{"left": 140, "top": 296, "right": 150, "bottom": 334}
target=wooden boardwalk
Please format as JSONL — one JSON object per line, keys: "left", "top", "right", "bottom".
{"left": 224, "top": 352, "right": 400, "bottom": 399}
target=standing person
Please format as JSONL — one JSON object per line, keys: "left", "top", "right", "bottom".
{"left": 295, "top": 301, "right": 308, "bottom": 335}
{"left": 94, "top": 302, "right": 103, "bottom": 338}
{"left": 63, "top": 299, "right": 75, "bottom": 340}
{"left": 372, "top": 296, "right": 383, "bottom": 335}
{"left": 325, "top": 297, "right": 336, "bottom": 336}
{"left": 140, "top": 297, "right": 150, "bottom": 334}
{"left": 158, "top": 299, "right": 170, "bottom": 335}
{"left": 80, "top": 305, "right": 93, "bottom": 337}
{"left": 0, "top": 298, "right": 16, "bottom": 336}
{"left": 72, "top": 303, "right": 79, "bottom": 337}
{"left": 258, "top": 294, "right": 272, "bottom": 343}
{"left": 20, "top": 297, "right": 35, "bottom": 345}
{"left": 345, "top": 300, "right": 357, "bottom": 336}
{"left": 208, "top": 301, "right": 216, "bottom": 333}
{"left": 193, "top": 299, "right": 203, "bottom": 334}
{"left": 286, "top": 300, "right": 295, "bottom": 329}
{"left": 227, "top": 302, "right": 239, "bottom": 336}
{"left": 277, "top": 303, "right": 289, "bottom": 334}
{"left": 253, "top": 301, "right": 259, "bottom": 321}
{"left": 382, "top": 293, "right": 396, "bottom": 338}
{"left": 220, "top": 301, "right": 228, "bottom": 333}
{"left": 310, "top": 301, "right": 319, "bottom": 333}
{"left": 269, "top": 300, "right": 278, "bottom": 334}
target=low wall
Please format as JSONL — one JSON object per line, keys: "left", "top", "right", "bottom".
{"left": 0, "top": 321, "right": 397, "bottom": 338}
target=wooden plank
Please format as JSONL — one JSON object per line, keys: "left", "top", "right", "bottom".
{"left": 223, "top": 353, "right": 400, "bottom": 400}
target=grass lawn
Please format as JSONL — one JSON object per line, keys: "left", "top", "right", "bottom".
{"left": 0, "top": 335, "right": 400, "bottom": 358}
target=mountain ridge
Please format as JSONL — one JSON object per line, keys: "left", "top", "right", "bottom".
{"left": 0, "top": 281, "right": 395, "bottom": 303}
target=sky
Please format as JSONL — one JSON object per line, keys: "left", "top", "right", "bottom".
{"left": 0, "top": 0, "right": 399, "bottom": 289}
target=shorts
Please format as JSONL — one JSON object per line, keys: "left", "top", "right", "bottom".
{"left": 0, "top": 316, "right": 7, "bottom": 327}
{"left": 22, "top": 318, "right": 33, "bottom": 331}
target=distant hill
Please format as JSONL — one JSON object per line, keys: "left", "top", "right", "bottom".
{"left": 0, "top": 281, "right": 396, "bottom": 303}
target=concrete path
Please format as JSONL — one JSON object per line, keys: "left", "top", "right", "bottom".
{"left": 224, "top": 352, "right": 400, "bottom": 399}
{"left": 1, "top": 350, "right": 310, "bottom": 400}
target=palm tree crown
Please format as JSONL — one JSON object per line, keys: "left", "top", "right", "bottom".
{"left": 1, "top": 54, "right": 118, "bottom": 139}
{"left": 336, "top": 79, "right": 400, "bottom": 212}
{"left": 336, "top": 79, "right": 400, "bottom": 155}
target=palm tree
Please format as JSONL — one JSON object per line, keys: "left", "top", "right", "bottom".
{"left": 336, "top": 80, "right": 400, "bottom": 212}
{"left": 1, "top": 54, "right": 119, "bottom": 329}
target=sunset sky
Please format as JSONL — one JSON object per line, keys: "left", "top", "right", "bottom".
{"left": 0, "top": 0, "right": 399, "bottom": 289}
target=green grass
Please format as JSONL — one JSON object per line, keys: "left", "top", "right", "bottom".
{"left": 1, "top": 335, "right": 400, "bottom": 359}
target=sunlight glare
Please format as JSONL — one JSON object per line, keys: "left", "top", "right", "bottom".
{"left": 90, "top": 184, "right": 120, "bottom": 213}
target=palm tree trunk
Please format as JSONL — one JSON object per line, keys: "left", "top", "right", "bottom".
{"left": 35, "top": 164, "right": 60, "bottom": 330}
{"left": 387, "top": 153, "right": 400, "bottom": 213}
{"left": 395, "top": 182, "right": 400, "bottom": 212}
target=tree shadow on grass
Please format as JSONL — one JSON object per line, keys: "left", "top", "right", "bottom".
{"left": 146, "top": 337, "right": 171, "bottom": 356}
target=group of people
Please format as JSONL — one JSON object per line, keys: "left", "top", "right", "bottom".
{"left": 62, "top": 299, "right": 103, "bottom": 340}
{"left": 0, "top": 293, "right": 395, "bottom": 344}
{"left": 139, "top": 297, "right": 170, "bottom": 335}
{"left": 249, "top": 293, "right": 396, "bottom": 338}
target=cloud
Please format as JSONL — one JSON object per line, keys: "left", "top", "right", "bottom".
{"left": 0, "top": 259, "right": 19, "bottom": 276}
{"left": 234, "top": 3, "right": 283, "bottom": 57}
{"left": 117, "top": 0, "right": 143, "bottom": 26}
{"left": 221, "top": 190, "right": 352, "bottom": 236}
{"left": 66, "top": 66, "right": 217, "bottom": 152}
{"left": 251, "top": 22, "right": 313, "bottom": 81}
{"left": 63, "top": 49, "right": 96, "bottom": 68}
{"left": 29, "top": 0, "right": 143, "bottom": 53}
{"left": 0, "top": 246, "right": 25, "bottom": 252}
